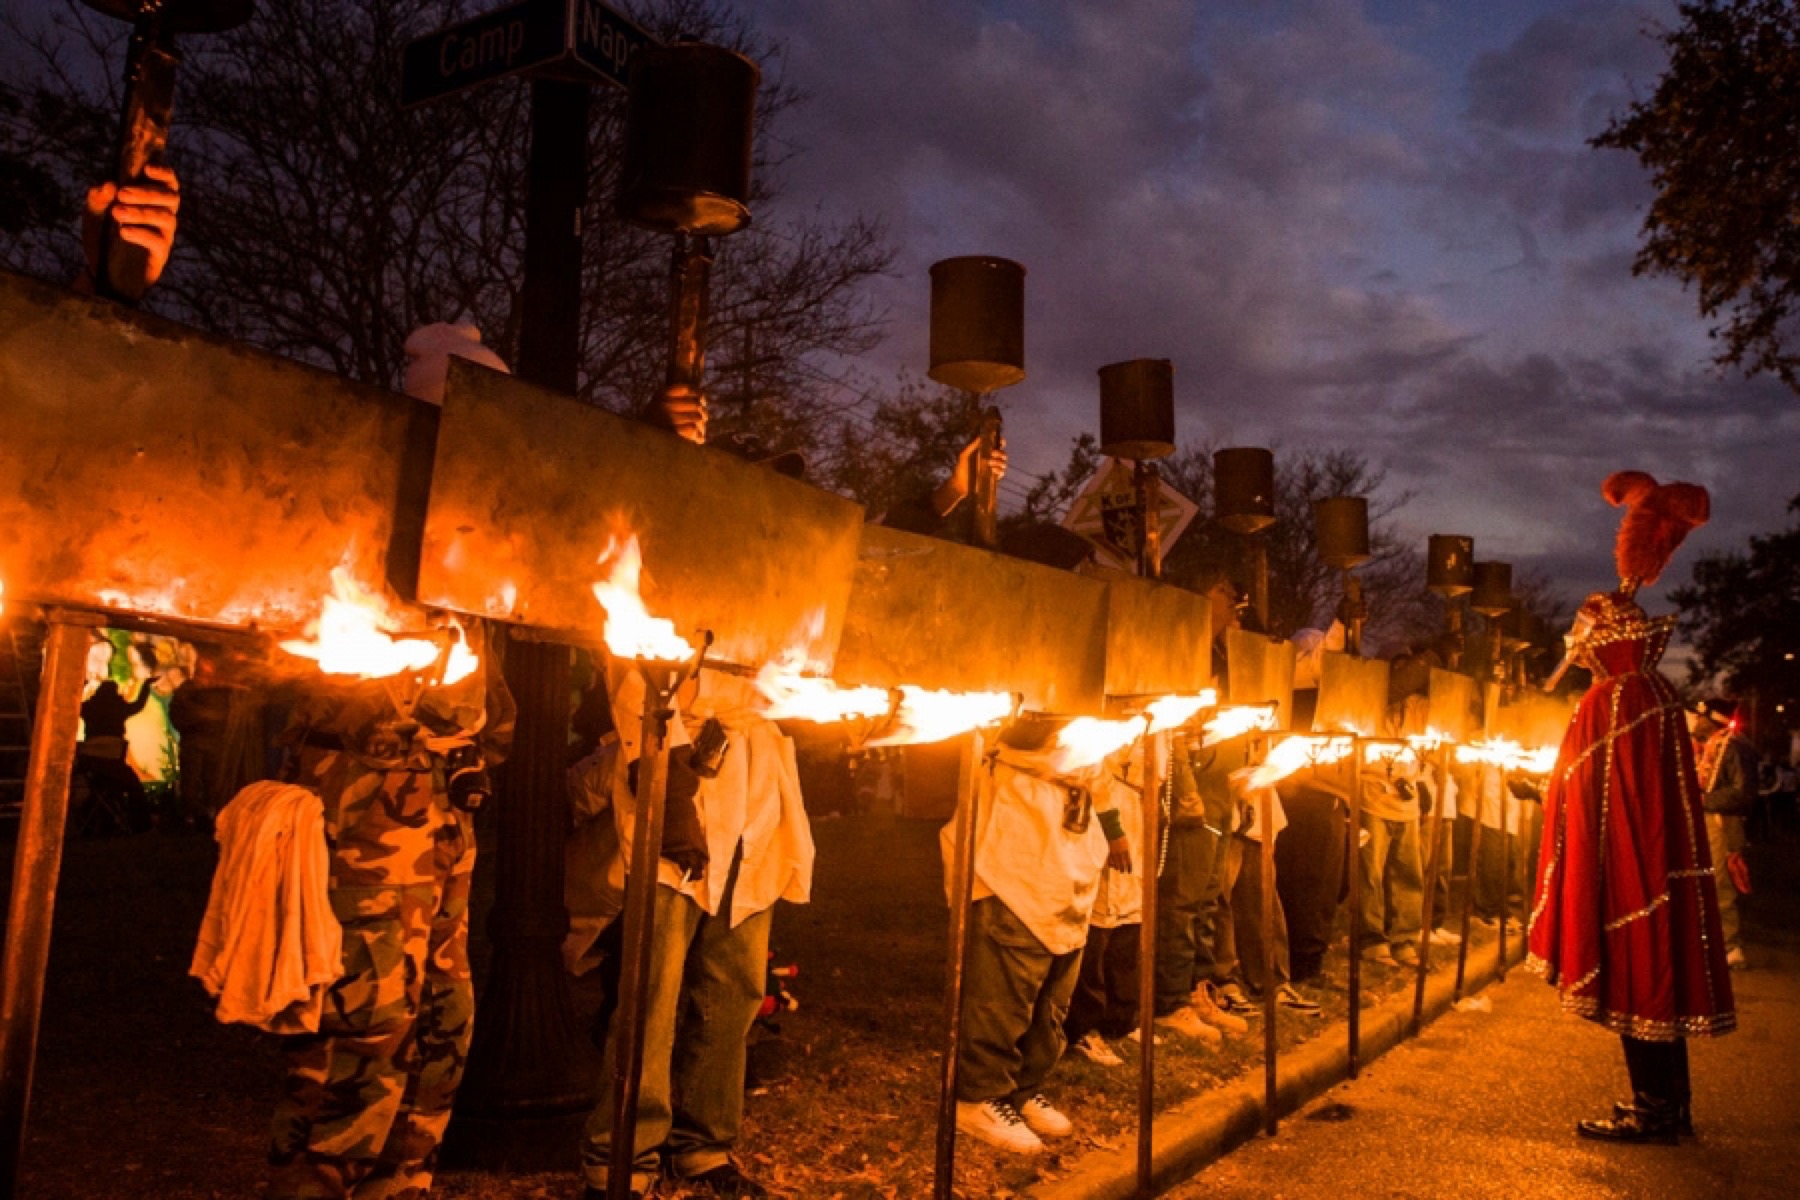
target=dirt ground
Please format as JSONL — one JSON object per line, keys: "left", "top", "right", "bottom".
{"left": 1, "top": 803, "right": 1489, "bottom": 1199}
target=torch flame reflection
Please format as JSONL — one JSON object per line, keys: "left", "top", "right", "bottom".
{"left": 591, "top": 535, "right": 698, "bottom": 663}
{"left": 281, "top": 568, "right": 446, "bottom": 680}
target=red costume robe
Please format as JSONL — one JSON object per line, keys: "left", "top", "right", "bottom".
{"left": 1527, "top": 592, "right": 1735, "bottom": 1040}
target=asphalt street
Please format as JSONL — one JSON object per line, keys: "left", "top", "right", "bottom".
{"left": 1169, "top": 944, "right": 1800, "bottom": 1200}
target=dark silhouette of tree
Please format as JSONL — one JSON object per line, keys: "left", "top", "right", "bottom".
{"left": 1672, "top": 493, "right": 1800, "bottom": 740}
{"left": 1594, "top": 0, "right": 1800, "bottom": 392}
{"left": 0, "top": 0, "right": 891, "bottom": 461}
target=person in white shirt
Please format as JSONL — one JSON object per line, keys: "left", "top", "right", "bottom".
{"left": 947, "top": 719, "right": 1129, "bottom": 1155}
{"left": 578, "top": 664, "right": 812, "bottom": 1199}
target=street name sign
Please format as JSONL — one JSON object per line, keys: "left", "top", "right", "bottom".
{"left": 401, "top": 0, "right": 656, "bottom": 108}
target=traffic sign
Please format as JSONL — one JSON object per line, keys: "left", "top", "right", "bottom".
{"left": 1062, "top": 457, "right": 1199, "bottom": 570}
{"left": 401, "top": 0, "right": 657, "bottom": 109}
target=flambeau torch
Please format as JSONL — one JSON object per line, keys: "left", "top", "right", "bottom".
{"left": 1216, "top": 447, "right": 1276, "bottom": 628}
{"left": 618, "top": 40, "right": 760, "bottom": 445}
{"left": 928, "top": 256, "right": 1026, "bottom": 549}
{"left": 80, "top": 0, "right": 254, "bottom": 303}
{"left": 1315, "top": 496, "right": 1372, "bottom": 656}
{"left": 1428, "top": 534, "right": 1475, "bottom": 669}
{"left": 1098, "top": 359, "right": 1177, "bottom": 580}
{"left": 589, "top": 536, "right": 712, "bottom": 1200}
{"left": 1470, "top": 561, "right": 1514, "bottom": 685}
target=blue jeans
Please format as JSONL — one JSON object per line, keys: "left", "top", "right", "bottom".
{"left": 581, "top": 864, "right": 772, "bottom": 1189}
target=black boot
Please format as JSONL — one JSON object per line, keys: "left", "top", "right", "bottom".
{"left": 1579, "top": 1094, "right": 1679, "bottom": 1144}
{"left": 1612, "top": 1097, "right": 1694, "bottom": 1136}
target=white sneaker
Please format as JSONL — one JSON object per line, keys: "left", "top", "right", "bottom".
{"left": 1190, "top": 981, "right": 1251, "bottom": 1035}
{"left": 1429, "top": 927, "right": 1462, "bottom": 946}
{"left": 1726, "top": 946, "right": 1747, "bottom": 970}
{"left": 1071, "top": 1031, "right": 1124, "bottom": 1066}
{"left": 1019, "top": 1094, "right": 1074, "bottom": 1138}
{"left": 1126, "top": 1026, "right": 1164, "bottom": 1046}
{"left": 1154, "top": 1005, "right": 1223, "bottom": 1043}
{"left": 956, "top": 1099, "right": 1043, "bottom": 1154}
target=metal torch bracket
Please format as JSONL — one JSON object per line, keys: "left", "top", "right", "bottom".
{"left": 416, "top": 360, "right": 866, "bottom": 670}
{"left": 0, "top": 270, "right": 432, "bottom": 631}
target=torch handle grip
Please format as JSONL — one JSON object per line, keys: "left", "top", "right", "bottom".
{"left": 99, "top": 30, "right": 178, "bottom": 305}
{"left": 970, "top": 406, "right": 1002, "bottom": 549}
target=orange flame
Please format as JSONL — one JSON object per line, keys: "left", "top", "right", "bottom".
{"left": 1362, "top": 728, "right": 1450, "bottom": 768}
{"left": 1201, "top": 703, "right": 1277, "bottom": 746}
{"left": 280, "top": 568, "right": 447, "bottom": 680}
{"left": 1244, "top": 735, "right": 1354, "bottom": 789}
{"left": 866, "top": 687, "right": 1014, "bottom": 747}
{"left": 1455, "top": 736, "right": 1556, "bottom": 775}
{"left": 1145, "top": 690, "right": 1218, "bottom": 732}
{"left": 442, "top": 621, "right": 480, "bottom": 686}
{"left": 1046, "top": 716, "right": 1142, "bottom": 774}
{"left": 1043, "top": 691, "right": 1225, "bottom": 773}
{"left": 591, "top": 535, "right": 698, "bottom": 663}
{"left": 755, "top": 654, "right": 892, "bottom": 724}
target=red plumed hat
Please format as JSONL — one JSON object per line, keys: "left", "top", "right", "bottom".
{"left": 1602, "top": 470, "right": 1710, "bottom": 588}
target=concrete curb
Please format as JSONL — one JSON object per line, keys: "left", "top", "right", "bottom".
{"left": 1031, "top": 937, "right": 1527, "bottom": 1200}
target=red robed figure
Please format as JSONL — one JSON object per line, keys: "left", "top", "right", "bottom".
{"left": 1528, "top": 588, "right": 1735, "bottom": 1040}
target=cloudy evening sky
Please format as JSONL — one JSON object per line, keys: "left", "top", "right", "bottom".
{"left": 754, "top": 0, "right": 1798, "bottom": 613}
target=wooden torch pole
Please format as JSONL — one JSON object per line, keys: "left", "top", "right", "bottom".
{"left": 1496, "top": 768, "right": 1511, "bottom": 981}
{"left": 1259, "top": 767, "right": 1278, "bottom": 1134}
{"left": 1411, "top": 744, "right": 1452, "bottom": 1035}
{"left": 934, "top": 731, "right": 985, "bottom": 1199}
{"left": 1453, "top": 766, "right": 1487, "bottom": 1003}
{"left": 1345, "top": 741, "right": 1366, "bottom": 1077}
{"left": 1135, "top": 727, "right": 1163, "bottom": 1197}
{"left": 607, "top": 665, "right": 677, "bottom": 1200}
{"left": 0, "top": 609, "right": 102, "bottom": 1194}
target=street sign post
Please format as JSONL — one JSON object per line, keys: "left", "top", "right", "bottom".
{"left": 400, "top": 0, "right": 654, "bottom": 1169}
{"left": 401, "top": 0, "right": 656, "bottom": 108}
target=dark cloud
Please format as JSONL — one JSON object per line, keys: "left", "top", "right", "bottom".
{"left": 752, "top": 0, "right": 1790, "bottom": 612}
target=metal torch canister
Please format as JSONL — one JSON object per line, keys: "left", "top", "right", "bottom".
{"left": 1099, "top": 359, "right": 1175, "bottom": 579}
{"left": 617, "top": 41, "right": 760, "bottom": 237}
{"left": 1097, "top": 359, "right": 1176, "bottom": 462}
{"left": 928, "top": 256, "right": 1025, "bottom": 548}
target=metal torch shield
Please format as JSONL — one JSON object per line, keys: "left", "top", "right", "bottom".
{"left": 1426, "top": 668, "right": 1481, "bottom": 743}
{"left": 416, "top": 360, "right": 866, "bottom": 670}
{"left": 0, "top": 270, "right": 429, "bottom": 631}
{"left": 1495, "top": 692, "right": 1576, "bottom": 751}
{"left": 1225, "top": 629, "right": 1296, "bottom": 730}
{"left": 1098, "top": 571, "right": 1212, "bottom": 700}
{"left": 1313, "top": 652, "right": 1391, "bottom": 736}
{"left": 832, "top": 524, "right": 1107, "bottom": 716}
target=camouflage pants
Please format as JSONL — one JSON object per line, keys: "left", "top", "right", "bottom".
{"left": 268, "top": 795, "right": 476, "bottom": 1199}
